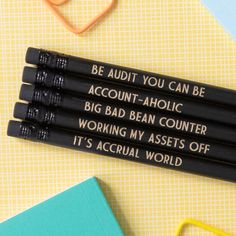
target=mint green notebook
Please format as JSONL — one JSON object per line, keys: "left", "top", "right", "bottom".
{"left": 0, "top": 177, "right": 124, "bottom": 236}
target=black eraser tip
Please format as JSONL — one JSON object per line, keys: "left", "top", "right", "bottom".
{"left": 22, "top": 67, "right": 37, "bottom": 84}
{"left": 19, "top": 84, "right": 35, "bottom": 102}
{"left": 7, "top": 120, "right": 22, "bottom": 137}
{"left": 25, "top": 47, "right": 40, "bottom": 64}
{"left": 14, "top": 102, "right": 29, "bottom": 120}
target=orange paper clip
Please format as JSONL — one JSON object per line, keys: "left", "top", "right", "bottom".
{"left": 43, "top": 0, "right": 115, "bottom": 34}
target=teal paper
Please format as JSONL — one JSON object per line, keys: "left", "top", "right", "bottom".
{"left": 201, "top": 0, "right": 236, "bottom": 40}
{"left": 0, "top": 177, "right": 124, "bottom": 236}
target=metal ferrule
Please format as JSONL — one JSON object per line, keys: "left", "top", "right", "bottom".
{"left": 38, "top": 49, "right": 68, "bottom": 70}
{"left": 36, "top": 68, "right": 65, "bottom": 89}
{"left": 19, "top": 122, "right": 49, "bottom": 141}
{"left": 27, "top": 104, "right": 56, "bottom": 125}
{"left": 33, "top": 87, "right": 63, "bottom": 106}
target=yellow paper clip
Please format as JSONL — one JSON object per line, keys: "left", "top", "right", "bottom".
{"left": 43, "top": 0, "right": 115, "bottom": 34}
{"left": 175, "top": 219, "right": 232, "bottom": 236}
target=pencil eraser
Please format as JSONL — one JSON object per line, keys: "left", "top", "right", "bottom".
{"left": 26, "top": 47, "right": 40, "bottom": 64}
{"left": 14, "top": 103, "right": 29, "bottom": 120}
{"left": 19, "top": 84, "right": 35, "bottom": 102}
{"left": 7, "top": 120, "right": 21, "bottom": 137}
{"left": 22, "top": 67, "right": 37, "bottom": 84}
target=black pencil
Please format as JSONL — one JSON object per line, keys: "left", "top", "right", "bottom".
{"left": 18, "top": 84, "right": 236, "bottom": 144}
{"left": 25, "top": 47, "right": 236, "bottom": 107}
{"left": 7, "top": 120, "right": 236, "bottom": 182}
{"left": 22, "top": 66, "right": 236, "bottom": 126}
{"left": 13, "top": 102, "right": 236, "bottom": 164}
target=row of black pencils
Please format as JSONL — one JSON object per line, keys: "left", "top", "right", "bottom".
{"left": 7, "top": 47, "right": 236, "bottom": 182}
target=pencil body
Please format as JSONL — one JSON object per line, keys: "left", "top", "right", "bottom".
{"left": 7, "top": 120, "right": 236, "bottom": 182}
{"left": 22, "top": 67, "right": 236, "bottom": 126}
{"left": 19, "top": 84, "right": 236, "bottom": 144}
{"left": 14, "top": 102, "right": 236, "bottom": 164}
{"left": 26, "top": 47, "right": 236, "bottom": 107}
